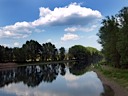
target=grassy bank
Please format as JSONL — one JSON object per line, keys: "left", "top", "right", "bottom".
{"left": 94, "top": 63, "right": 128, "bottom": 90}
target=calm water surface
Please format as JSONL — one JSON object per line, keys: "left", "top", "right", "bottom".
{"left": 0, "top": 61, "right": 114, "bottom": 96}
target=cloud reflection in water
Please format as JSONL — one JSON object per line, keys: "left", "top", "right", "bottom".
{"left": 1, "top": 70, "right": 104, "bottom": 96}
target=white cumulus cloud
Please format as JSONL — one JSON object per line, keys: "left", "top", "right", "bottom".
{"left": 0, "top": 3, "right": 102, "bottom": 39}
{"left": 33, "top": 3, "right": 102, "bottom": 26}
{"left": 64, "top": 27, "right": 78, "bottom": 32}
{"left": 0, "top": 21, "right": 32, "bottom": 38}
{"left": 34, "top": 29, "right": 45, "bottom": 33}
{"left": 61, "top": 33, "right": 79, "bottom": 41}
{"left": 64, "top": 25, "right": 98, "bottom": 32}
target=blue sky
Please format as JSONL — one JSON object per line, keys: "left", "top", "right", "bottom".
{"left": 0, "top": 0, "right": 128, "bottom": 50}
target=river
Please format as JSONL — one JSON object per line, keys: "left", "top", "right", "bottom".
{"left": 0, "top": 61, "right": 114, "bottom": 96}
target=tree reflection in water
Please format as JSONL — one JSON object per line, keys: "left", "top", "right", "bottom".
{"left": 0, "top": 61, "right": 114, "bottom": 96}
{"left": 0, "top": 63, "right": 67, "bottom": 88}
{"left": 69, "top": 61, "right": 89, "bottom": 76}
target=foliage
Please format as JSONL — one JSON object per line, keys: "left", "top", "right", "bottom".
{"left": 0, "top": 40, "right": 65, "bottom": 63}
{"left": 59, "top": 47, "right": 65, "bottom": 60}
{"left": 117, "top": 7, "right": 128, "bottom": 66}
{"left": 68, "top": 45, "right": 89, "bottom": 61}
{"left": 86, "top": 47, "right": 103, "bottom": 63}
{"left": 97, "top": 7, "right": 128, "bottom": 68}
{"left": 0, "top": 46, "right": 13, "bottom": 62}
{"left": 13, "top": 47, "right": 26, "bottom": 62}
{"left": 42, "top": 42, "right": 58, "bottom": 61}
{"left": 68, "top": 45, "right": 102, "bottom": 63}
{"left": 0, "top": 45, "right": 5, "bottom": 62}
{"left": 22, "top": 40, "right": 42, "bottom": 62}
{"left": 0, "top": 42, "right": 102, "bottom": 64}
{"left": 97, "top": 16, "right": 120, "bottom": 67}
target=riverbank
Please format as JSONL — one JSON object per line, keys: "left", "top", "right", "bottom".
{"left": 0, "top": 60, "right": 76, "bottom": 69}
{"left": 0, "top": 63, "right": 17, "bottom": 69}
{"left": 92, "top": 64, "right": 128, "bottom": 96}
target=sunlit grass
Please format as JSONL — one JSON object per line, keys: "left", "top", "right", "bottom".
{"left": 94, "top": 63, "right": 128, "bottom": 90}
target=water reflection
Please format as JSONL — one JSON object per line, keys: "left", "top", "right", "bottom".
{"left": 69, "top": 61, "right": 89, "bottom": 76}
{"left": 0, "top": 61, "right": 114, "bottom": 96}
{"left": 0, "top": 64, "right": 61, "bottom": 87}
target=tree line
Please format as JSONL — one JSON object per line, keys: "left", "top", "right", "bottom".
{"left": 97, "top": 7, "right": 128, "bottom": 68}
{"left": 0, "top": 40, "right": 66, "bottom": 63}
{"left": 0, "top": 40, "right": 102, "bottom": 64}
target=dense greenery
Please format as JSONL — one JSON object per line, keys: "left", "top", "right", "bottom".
{"left": 69, "top": 45, "right": 89, "bottom": 60}
{"left": 68, "top": 45, "right": 102, "bottom": 63}
{"left": 0, "top": 40, "right": 66, "bottom": 63}
{"left": 0, "top": 40, "right": 102, "bottom": 64}
{"left": 41, "top": 42, "right": 58, "bottom": 61}
{"left": 97, "top": 7, "right": 128, "bottom": 68}
{"left": 59, "top": 47, "right": 66, "bottom": 60}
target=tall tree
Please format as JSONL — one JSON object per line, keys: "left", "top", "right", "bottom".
{"left": 52, "top": 48, "right": 58, "bottom": 61}
{"left": 42, "top": 42, "right": 58, "bottom": 61}
{"left": 0, "top": 45, "right": 5, "bottom": 62}
{"left": 97, "top": 16, "right": 120, "bottom": 67}
{"left": 59, "top": 47, "right": 65, "bottom": 60}
{"left": 13, "top": 47, "right": 26, "bottom": 62}
{"left": 68, "top": 45, "right": 89, "bottom": 61}
{"left": 22, "top": 40, "right": 42, "bottom": 62}
{"left": 0, "top": 46, "right": 13, "bottom": 62}
{"left": 117, "top": 7, "right": 128, "bottom": 67}
{"left": 4, "top": 47, "right": 13, "bottom": 62}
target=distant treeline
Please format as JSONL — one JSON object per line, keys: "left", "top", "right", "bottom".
{"left": 0, "top": 40, "right": 102, "bottom": 63}
{"left": 69, "top": 45, "right": 103, "bottom": 64}
{"left": 97, "top": 7, "right": 128, "bottom": 68}
{"left": 0, "top": 40, "right": 66, "bottom": 63}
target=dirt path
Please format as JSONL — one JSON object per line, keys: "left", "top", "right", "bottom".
{"left": 94, "top": 69, "right": 128, "bottom": 96}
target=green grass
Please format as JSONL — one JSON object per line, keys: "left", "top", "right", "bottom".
{"left": 94, "top": 63, "right": 128, "bottom": 90}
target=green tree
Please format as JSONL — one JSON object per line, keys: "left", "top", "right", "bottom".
{"left": 42, "top": 42, "right": 58, "bottom": 61}
{"left": 68, "top": 45, "right": 89, "bottom": 61}
{"left": 98, "top": 7, "right": 128, "bottom": 68}
{"left": 0, "top": 45, "right": 5, "bottom": 62}
{"left": 22, "top": 40, "right": 42, "bottom": 62}
{"left": 52, "top": 48, "right": 58, "bottom": 61}
{"left": 13, "top": 47, "right": 26, "bottom": 62}
{"left": 117, "top": 7, "right": 128, "bottom": 67}
{"left": 86, "top": 47, "right": 103, "bottom": 63}
{"left": 4, "top": 47, "right": 13, "bottom": 62}
{"left": 97, "top": 16, "right": 120, "bottom": 67}
{"left": 0, "top": 46, "right": 13, "bottom": 62}
{"left": 59, "top": 47, "right": 65, "bottom": 60}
